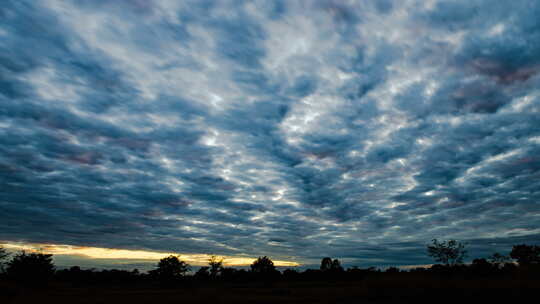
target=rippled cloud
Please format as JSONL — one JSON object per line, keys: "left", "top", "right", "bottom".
{"left": 1, "top": 0, "right": 539, "bottom": 267}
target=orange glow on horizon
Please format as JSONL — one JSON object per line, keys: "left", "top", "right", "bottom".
{"left": 0, "top": 242, "right": 300, "bottom": 267}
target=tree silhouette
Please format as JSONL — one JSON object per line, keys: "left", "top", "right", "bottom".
{"left": 321, "top": 257, "right": 343, "bottom": 272}
{"left": 331, "top": 258, "right": 343, "bottom": 271}
{"left": 510, "top": 244, "right": 540, "bottom": 266}
{"left": 250, "top": 256, "right": 276, "bottom": 274}
{"left": 427, "top": 239, "right": 467, "bottom": 266}
{"left": 6, "top": 251, "right": 55, "bottom": 286}
{"left": 208, "top": 255, "right": 223, "bottom": 278}
{"left": 320, "top": 257, "right": 332, "bottom": 271}
{"left": 152, "top": 255, "right": 190, "bottom": 283}
{"left": 0, "top": 246, "right": 9, "bottom": 272}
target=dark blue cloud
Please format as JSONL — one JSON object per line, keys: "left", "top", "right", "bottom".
{"left": 1, "top": 0, "right": 539, "bottom": 268}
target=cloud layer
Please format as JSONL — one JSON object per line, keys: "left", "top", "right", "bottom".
{"left": 1, "top": 0, "right": 539, "bottom": 267}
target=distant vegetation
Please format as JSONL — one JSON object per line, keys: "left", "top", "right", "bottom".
{"left": 1, "top": 241, "right": 539, "bottom": 302}
{"left": 0, "top": 240, "right": 539, "bottom": 286}
{"left": 426, "top": 239, "right": 467, "bottom": 266}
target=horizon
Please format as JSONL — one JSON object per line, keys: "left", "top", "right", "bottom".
{"left": 1, "top": 0, "right": 540, "bottom": 270}
{"left": 0, "top": 240, "right": 438, "bottom": 272}
{"left": 0, "top": 238, "right": 527, "bottom": 272}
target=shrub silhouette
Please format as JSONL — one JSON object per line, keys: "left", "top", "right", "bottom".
{"left": 282, "top": 268, "right": 299, "bottom": 279}
{"left": 489, "top": 252, "right": 511, "bottom": 268}
{"left": 6, "top": 251, "right": 55, "bottom": 286}
{"left": 385, "top": 267, "right": 400, "bottom": 273}
{"left": 427, "top": 239, "right": 467, "bottom": 266}
{"left": 220, "top": 267, "right": 241, "bottom": 281}
{"left": 510, "top": 244, "right": 540, "bottom": 266}
{"left": 470, "top": 258, "right": 494, "bottom": 276}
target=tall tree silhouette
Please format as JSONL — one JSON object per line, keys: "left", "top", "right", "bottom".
{"left": 250, "top": 256, "right": 276, "bottom": 274}
{"left": 208, "top": 255, "right": 223, "bottom": 278}
{"left": 6, "top": 251, "right": 55, "bottom": 286}
{"left": 427, "top": 239, "right": 467, "bottom": 266}
{"left": 152, "top": 255, "right": 190, "bottom": 284}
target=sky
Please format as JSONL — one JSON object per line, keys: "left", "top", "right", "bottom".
{"left": 1, "top": 0, "right": 540, "bottom": 270}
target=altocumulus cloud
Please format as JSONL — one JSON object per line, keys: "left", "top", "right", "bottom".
{"left": 1, "top": 0, "right": 540, "bottom": 267}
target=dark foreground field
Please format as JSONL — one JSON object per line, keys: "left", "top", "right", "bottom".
{"left": 2, "top": 276, "right": 539, "bottom": 304}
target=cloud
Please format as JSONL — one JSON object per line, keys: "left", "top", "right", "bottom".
{"left": 1, "top": 0, "right": 539, "bottom": 267}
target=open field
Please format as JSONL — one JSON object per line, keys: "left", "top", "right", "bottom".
{"left": 2, "top": 276, "right": 539, "bottom": 304}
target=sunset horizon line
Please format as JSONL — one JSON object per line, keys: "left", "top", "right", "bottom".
{"left": 0, "top": 241, "right": 300, "bottom": 268}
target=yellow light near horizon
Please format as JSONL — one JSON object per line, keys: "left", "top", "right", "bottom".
{"left": 0, "top": 242, "right": 299, "bottom": 267}
{"left": 222, "top": 257, "right": 299, "bottom": 267}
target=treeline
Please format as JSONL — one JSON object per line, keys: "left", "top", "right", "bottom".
{"left": 1, "top": 242, "right": 539, "bottom": 288}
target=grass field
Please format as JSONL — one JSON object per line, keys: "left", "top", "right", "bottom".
{"left": 2, "top": 275, "right": 539, "bottom": 304}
